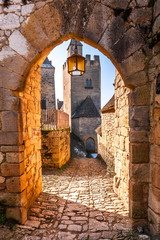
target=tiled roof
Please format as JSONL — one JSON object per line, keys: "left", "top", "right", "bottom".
{"left": 72, "top": 96, "right": 101, "bottom": 119}
{"left": 41, "top": 57, "right": 54, "bottom": 68}
{"left": 101, "top": 95, "right": 115, "bottom": 113}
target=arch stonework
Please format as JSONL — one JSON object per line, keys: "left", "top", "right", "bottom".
{"left": 0, "top": 0, "right": 160, "bottom": 234}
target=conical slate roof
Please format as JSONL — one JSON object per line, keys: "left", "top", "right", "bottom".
{"left": 72, "top": 96, "right": 100, "bottom": 119}
{"left": 41, "top": 57, "right": 54, "bottom": 68}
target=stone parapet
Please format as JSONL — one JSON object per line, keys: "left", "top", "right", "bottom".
{"left": 41, "top": 128, "right": 70, "bottom": 168}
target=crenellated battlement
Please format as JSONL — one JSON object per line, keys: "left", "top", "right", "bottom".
{"left": 85, "top": 55, "right": 100, "bottom": 67}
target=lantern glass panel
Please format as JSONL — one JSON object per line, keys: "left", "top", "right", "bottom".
{"left": 68, "top": 55, "right": 77, "bottom": 72}
{"left": 77, "top": 56, "right": 85, "bottom": 73}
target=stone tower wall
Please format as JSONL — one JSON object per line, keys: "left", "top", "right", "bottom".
{"left": 63, "top": 55, "right": 101, "bottom": 121}
{"left": 41, "top": 67, "right": 56, "bottom": 110}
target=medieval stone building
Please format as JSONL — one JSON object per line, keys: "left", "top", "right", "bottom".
{"left": 63, "top": 40, "right": 101, "bottom": 151}
{"left": 41, "top": 57, "right": 56, "bottom": 110}
{"left": 96, "top": 94, "right": 115, "bottom": 171}
{"left": 0, "top": 0, "right": 160, "bottom": 234}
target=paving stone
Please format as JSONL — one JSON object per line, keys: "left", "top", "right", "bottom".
{"left": 0, "top": 157, "right": 139, "bottom": 239}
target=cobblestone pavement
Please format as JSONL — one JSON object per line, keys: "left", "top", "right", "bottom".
{"left": 0, "top": 157, "right": 138, "bottom": 240}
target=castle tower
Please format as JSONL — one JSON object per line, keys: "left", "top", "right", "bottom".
{"left": 41, "top": 57, "right": 56, "bottom": 110}
{"left": 63, "top": 40, "right": 101, "bottom": 124}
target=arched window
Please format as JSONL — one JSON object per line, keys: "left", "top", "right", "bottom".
{"left": 89, "top": 79, "right": 92, "bottom": 88}
{"left": 86, "top": 79, "right": 89, "bottom": 87}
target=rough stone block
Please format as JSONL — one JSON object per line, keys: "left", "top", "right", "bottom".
{"left": 6, "top": 152, "right": 24, "bottom": 163}
{"left": 129, "top": 84, "right": 150, "bottom": 106}
{"left": 0, "top": 152, "right": 4, "bottom": 163}
{"left": 120, "top": 50, "right": 146, "bottom": 80}
{"left": 0, "top": 131, "right": 23, "bottom": 145}
{"left": 152, "top": 164, "right": 160, "bottom": 189}
{"left": 129, "top": 106, "right": 149, "bottom": 130}
{"left": 0, "top": 13, "right": 20, "bottom": 30}
{"left": 130, "top": 163, "right": 149, "bottom": 182}
{"left": 148, "top": 208, "right": 160, "bottom": 234}
{"left": 6, "top": 207, "right": 27, "bottom": 224}
{"left": 21, "top": 14, "right": 50, "bottom": 52}
{"left": 149, "top": 186, "right": 160, "bottom": 213}
{"left": 1, "top": 162, "right": 25, "bottom": 177}
{"left": 0, "top": 66, "right": 22, "bottom": 91}
{"left": 34, "top": 3, "right": 63, "bottom": 41}
{"left": 0, "top": 88, "right": 20, "bottom": 111}
{"left": 1, "top": 111, "right": 19, "bottom": 132}
{"left": 130, "top": 130, "right": 149, "bottom": 143}
{"left": 131, "top": 143, "right": 149, "bottom": 163}
{"left": 1, "top": 145, "right": 24, "bottom": 152}
{"left": 9, "top": 30, "right": 37, "bottom": 61}
{"left": 85, "top": 3, "right": 112, "bottom": 43}
{"left": 6, "top": 174, "right": 27, "bottom": 193}
{"left": 129, "top": 181, "right": 143, "bottom": 201}
{"left": 130, "top": 200, "right": 147, "bottom": 219}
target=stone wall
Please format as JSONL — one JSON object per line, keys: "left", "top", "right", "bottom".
{"left": 113, "top": 69, "right": 131, "bottom": 209}
{"left": 72, "top": 117, "right": 101, "bottom": 152}
{"left": 148, "top": 2, "right": 160, "bottom": 231}
{"left": 41, "top": 66, "right": 56, "bottom": 110}
{"left": 98, "top": 111, "right": 115, "bottom": 172}
{"left": 41, "top": 128, "right": 70, "bottom": 168}
{"left": 0, "top": 63, "right": 42, "bottom": 223}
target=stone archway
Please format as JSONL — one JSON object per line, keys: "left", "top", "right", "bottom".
{"left": 0, "top": 0, "right": 159, "bottom": 234}
{"left": 85, "top": 137, "right": 95, "bottom": 153}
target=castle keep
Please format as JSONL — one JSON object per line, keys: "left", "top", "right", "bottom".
{"left": 41, "top": 57, "right": 56, "bottom": 110}
{"left": 63, "top": 40, "right": 101, "bottom": 151}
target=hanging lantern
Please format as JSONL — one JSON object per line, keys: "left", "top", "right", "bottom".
{"left": 67, "top": 42, "right": 85, "bottom": 76}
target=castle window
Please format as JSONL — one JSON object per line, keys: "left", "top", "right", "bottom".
{"left": 86, "top": 79, "right": 89, "bottom": 87}
{"left": 41, "top": 99, "right": 46, "bottom": 109}
{"left": 85, "top": 79, "right": 93, "bottom": 89}
{"left": 89, "top": 79, "right": 92, "bottom": 88}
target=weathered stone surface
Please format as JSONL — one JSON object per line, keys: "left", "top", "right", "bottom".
{"left": 130, "top": 130, "right": 149, "bottom": 143}
{"left": 0, "top": 13, "right": 20, "bottom": 30}
{"left": 0, "top": 46, "right": 28, "bottom": 76}
{"left": 34, "top": 3, "right": 64, "bottom": 41}
{"left": 6, "top": 152, "right": 24, "bottom": 163}
{"left": 129, "top": 84, "right": 150, "bottom": 106}
{"left": 0, "top": 152, "right": 4, "bottom": 163}
{"left": 9, "top": 30, "right": 37, "bottom": 61}
{"left": 130, "top": 163, "right": 149, "bottom": 182}
{"left": 21, "top": 15, "right": 51, "bottom": 52}
{"left": 129, "top": 106, "right": 149, "bottom": 129}
{"left": 6, "top": 174, "right": 27, "bottom": 193}
{"left": 152, "top": 164, "right": 160, "bottom": 189}
{"left": 0, "top": 132, "right": 21, "bottom": 145}
{"left": 0, "top": 67, "right": 22, "bottom": 90}
{"left": 1, "top": 162, "right": 25, "bottom": 177}
{"left": 6, "top": 207, "right": 27, "bottom": 224}
{"left": 129, "top": 8, "right": 152, "bottom": 24}
{"left": 120, "top": 50, "right": 146, "bottom": 78}
{"left": 1, "top": 111, "right": 19, "bottom": 132}
{"left": 85, "top": 3, "right": 111, "bottom": 43}
{"left": 131, "top": 143, "right": 149, "bottom": 163}
{"left": 21, "top": 4, "right": 35, "bottom": 16}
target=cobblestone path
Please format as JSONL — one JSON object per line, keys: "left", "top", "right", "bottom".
{"left": 0, "top": 157, "right": 136, "bottom": 240}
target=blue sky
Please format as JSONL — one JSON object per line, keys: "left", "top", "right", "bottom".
{"left": 48, "top": 40, "right": 115, "bottom": 108}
